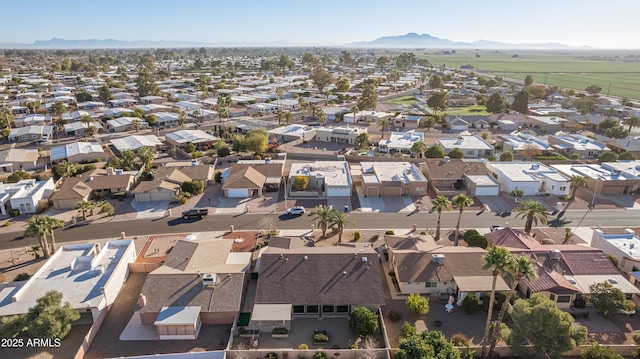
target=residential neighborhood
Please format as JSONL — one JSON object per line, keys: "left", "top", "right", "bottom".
{"left": 1, "top": 38, "right": 640, "bottom": 359}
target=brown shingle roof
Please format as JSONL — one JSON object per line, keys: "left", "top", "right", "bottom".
{"left": 222, "top": 166, "right": 266, "bottom": 190}
{"left": 424, "top": 159, "right": 489, "bottom": 179}
{"left": 50, "top": 177, "right": 92, "bottom": 201}
{"left": 393, "top": 247, "right": 494, "bottom": 282}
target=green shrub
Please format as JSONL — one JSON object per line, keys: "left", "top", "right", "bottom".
{"left": 349, "top": 306, "right": 378, "bottom": 335}
{"left": 298, "top": 344, "right": 309, "bottom": 350}
{"left": 400, "top": 321, "right": 416, "bottom": 339}
{"left": 265, "top": 353, "right": 277, "bottom": 359}
{"left": 2, "top": 221, "right": 12, "bottom": 227}
{"left": 217, "top": 146, "right": 230, "bottom": 157}
{"left": 450, "top": 333, "right": 470, "bottom": 346}
{"left": 385, "top": 230, "right": 395, "bottom": 235}
{"left": 496, "top": 292, "right": 508, "bottom": 308}
{"left": 607, "top": 254, "right": 619, "bottom": 267}
{"left": 101, "top": 202, "right": 115, "bottom": 216}
{"left": 313, "top": 332, "right": 329, "bottom": 343}
{"left": 632, "top": 330, "right": 640, "bottom": 344}
{"left": 184, "top": 143, "right": 196, "bottom": 153}
{"left": 353, "top": 231, "right": 362, "bottom": 241}
{"left": 313, "top": 352, "right": 326, "bottom": 359}
{"left": 13, "top": 273, "right": 31, "bottom": 282}
{"left": 467, "top": 234, "right": 489, "bottom": 249}
{"left": 8, "top": 209, "right": 19, "bottom": 217}
{"left": 181, "top": 180, "right": 204, "bottom": 195}
{"left": 462, "top": 294, "right": 479, "bottom": 314}
{"left": 463, "top": 229, "right": 480, "bottom": 242}
{"left": 271, "top": 327, "right": 288, "bottom": 334}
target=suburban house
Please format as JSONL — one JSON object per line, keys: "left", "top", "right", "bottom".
{"left": 322, "top": 107, "right": 350, "bottom": 122}
{"left": 343, "top": 110, "right": 392, "bottom": 124}
{"left": 445, "top": 116, "right": 490, "bottom": 131}
{"left": 422, "top": 158, "right": 492, "bottom": 196}
{"left": 315, "top": 125, "right": 367, "bottom": 145}
{"left": 132, "top": 164, "right": 214, "bottom": 202}
{"left": 499, "top": 133, "right": 550, "bottom": 159}
{"left": 606, "top": 136, "right": 640, "bottom": 156}
{"left": 527, "top": 116, "right": 568, "bottom": 132}
{"left": 486, "top": 227, "right": 639, "bottom": 308}
{"left": 51, "top": 168, "right": 135, "bottom": 209}
{"left": 0, "top": 178, "right": 55, "bottom": 215}
{"left": 547, "top": 134, "right": 606, "bottom": 159}
{"left": 50, "top": 142, "right": 106, "bottom": 164}
{"left": 139, "top": 95, "right": 166, "bottom": 105}
{"left": 552, "top": 164, "right": 640, "bottom": 196}
{"left": 488, "top": 113, "right": 531, "bottom": 129}
{"left": 487, "top": 161, "right": 570, "bottom": 196}
{"left": 155, "top": 112, "right": 181, "bottom": 127}
{"left": 14, "top": 114, "right": 52, "bottom": 128}
{"left": 111, "top": 135, "right": 163, "bottom": 153}
{"left": 591, "top": 229, "right": 640, "bottom": 276}
{"left": 63, "top": 121, "right": 103, "bottom": 137}
{"left": 138, "top": 236, "right": 251, "bottom": 340}
{"left": 174, "top": 101, "right": 201, "bottom": 112}
{"left": 0, "top": 240, "right": 135, "bottom": 331}
{"left": 250, "top": 239, "right": 384, "bottom": 331}
{"left": 378, "top": 131, "right": 424, "bottom": 154}
{"left": 393, "top": 114, "right": 421, "bottom": 130}
{"left": 188, "top": 109, "right": 218, "bottom": 122}
{"left": 385, "top": 235, "right": 509, "bottom": 303}
{"left": 351, "top": 161, "right": 428, "bottom": 197}
{"left": 106, "top": 117, "right": 148, "bottom": 133}
{"left": 221, "top": 162, "right": 283, "bottom": 198}
{"left": 437, "top": 135, "right": 494, "bottom": 158}
{"left": 288, "top": 161, "right": 352, "bottom": 197}
{"left": 268, "top": 125, "right": 317, "bottom": 144}
{"left": 247, "top": 103, "right": 279, "bottom": 116}
{"left": 0, "top": 148, "right": 39, "bottom": 172}
{"left": 8, "top": 125, "right": 53, "bottom": 143}
{"left": 165, "top": 130, "right": 217, "bottom": 149}
{"left": 135, "top": 104, "right": 172, "bottom": 114}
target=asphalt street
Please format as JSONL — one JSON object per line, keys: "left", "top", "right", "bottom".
{"left": 0, "top": 209, "right": 633, "bottom": 250}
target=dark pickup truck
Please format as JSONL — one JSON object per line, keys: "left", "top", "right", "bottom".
{"left": 181, "top": 208, "right": 209, "bottom": 219}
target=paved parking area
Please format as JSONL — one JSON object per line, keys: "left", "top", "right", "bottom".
{"left": 131, "top": 199, "right": 169, "bottom": 218}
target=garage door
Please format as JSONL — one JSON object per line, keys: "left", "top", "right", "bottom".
{"left": 226, "top": 188, "right": 250, "bottom": 198}
{"left": 366, "top": 187, "right": 378, "bottom": 197}
{"left": 136, "top": 193, "right": 151, "bottom": 202}
{"left": 150, "top": 190, "right": 172, "bottom": 201}
{"left": 382, "top": 187, "right": 402, "bottom": 197}
{"left": 327, "top": 186, "right": 351, "bottom": 197}
{"left": 474, "top": 186, "right": 499, "bottom": 196}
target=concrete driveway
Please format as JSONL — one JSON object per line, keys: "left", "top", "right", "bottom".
{"left": 130, "top": 199, "right": 169, "bottom": 219}
{"left": 355, "top": 187, "right": 416, "bottom": 213}
{"left": 477, "top": 195, "right": 514, "bottom": 213}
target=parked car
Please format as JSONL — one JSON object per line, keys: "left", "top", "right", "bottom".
{"left": 285, "top": 206, "right": 305, "bottom": 215}
{"left": 182, "top": 208, "right": 209, "bottom": 219}
{"left": 490, "top": 225, "right": 504, "bottom": 232}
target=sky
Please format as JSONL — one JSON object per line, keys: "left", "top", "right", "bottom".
{"left": 2, "top": 0, "right": 640, "bottom": 49}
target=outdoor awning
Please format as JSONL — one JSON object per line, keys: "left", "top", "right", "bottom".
{"left": 570, "top": 275, "right": 640, "bottom": 294}
{"left": 154, "top": 306, "right": 201, "bottom": 326}
{"left": 251, "top": 304, "right": 292, "bottom": 321}
{"left": 454, "top": 276, "right": 510, "bottom": 292}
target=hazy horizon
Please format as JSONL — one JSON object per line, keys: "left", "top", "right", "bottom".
{"left": 2, "top": 0, "right": 640, "bottom": 49}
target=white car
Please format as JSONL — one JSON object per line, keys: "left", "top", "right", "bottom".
{"left": 286, "top": 206, "right": 305, "bottom": 215}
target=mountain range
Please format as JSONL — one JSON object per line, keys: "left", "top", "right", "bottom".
{"left": 0, "top": 33, "right": 580, "bottom": 49}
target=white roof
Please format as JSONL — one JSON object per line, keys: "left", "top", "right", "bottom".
{"left": 111, "top": 135, "right": 162, "bottom": 152}
{"left": 269, "top": 125, "right": 316, "bottom": 137}
{"left": 9, "top": 125, "right": 53, "bottom": 137}
{"left": 251, "top": 304, "right": 292, "bottom": 321}
{"left": 51, "top": 142, "right": 104, "bottom": 161}
{"left": 360, "top": 162, "right": 427, "bottom": 184}
{"left": 289, "top": 161, "right": 351, "bottom": 187}
{"left": 155, "top": 306, "right": 201, "bottom": 326}
{"left": 379, "top": 131, "right": 424, "bottom": 151}
{"left": 552, "top": 164, "right": 639, "bottom": 181}
{"left": 165, "top": 130, "right": 216, "bottom": 144}
{"left": 437, "top": 135, "right": 493, "bottom": 151}
{"left": 570, "top": 275, "right": 640, "bottom": 294}
{"left": 595, "top": 232, "right": 640, "bottom": 260}
{"left": 107, "top": 117, "right": 139, "bottom": 128}
{"left": 63, "top": 121, "right": 103, "bottom": 132}
{"left": 488, "top": 162, "right": 569, "bottom": 183}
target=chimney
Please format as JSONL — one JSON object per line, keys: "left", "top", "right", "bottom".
{"left": 106, "top": 167, "right": 114, "bottom": 176}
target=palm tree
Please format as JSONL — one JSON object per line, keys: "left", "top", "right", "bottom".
{"left": 298, "top": 97, "right": 308, "bottom": 119}
{"left": 624, "top": 116, "right": 640, "bottom": 133}
{"left": 317, "top": 111, "right": 327, "bottom": 126}
{"left": 431, "top": 195, "right": 451, "bottom": 241}
{"left": 24, "top": 215, "right": 65, "bottom": 258}
{"left": 378, "top": 118, "right": 391, "bottom": 139}
{"left": 311, "top": 205, "right": 335, "bottom": 239}
{"left": 84, "top": 125, "right": 98, "bottom": 139}
{"left": 569, "top": 175, "right": 588, "bottom": 200}
{"left": 131, "top": 118, "right": 142, "bottom": 132}
{"left": 452, "top": 194, "right": 473, "bottom": 246}
{"left": 329, "top": 210, "right": 355, "bottom": 243}
{"left": 275, "top": 110, "right": 284, "bottom": 126}
{"left": 76, "top": 200, "right": 97, "bottom": 220}
{"left": 284, "top": 111, "right": 293, "bottom": 125}
{"left": 487, "top": 255, "right": 538, "bottom": 359}
{"left": 138, "top": 146, "right": 155, "bottom": 170}
{"left": 513, "top": 200, "right": 549, "bottom": 234}
{"left": 481, "top": 247, "right": 514, "bottom": 358}
{"left": 351, "top": 105, "right": 359, "bottom": 123}
{"left": 79, "top": 114, "right": 93, "bottom": 126}
{"left": 57, "top": 160, "right": 77, "bottom": 179}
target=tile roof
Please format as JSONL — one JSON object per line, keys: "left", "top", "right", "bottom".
{"left": 222, "top": 166, "right": 266, "bottom": 190}
{"left": 485, "top": 227, "right": 540, "bottom": 250}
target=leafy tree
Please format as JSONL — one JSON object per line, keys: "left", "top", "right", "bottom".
{"left": 378, "top": 118, "right": 391, "bottom": 139}
{"left": 376, "top": 55, "right": 389, "bottom": 72}
{"left": 511, "top": 90, "right": 530, "bottom": 114}
{"left": 525, "top": 84, "right": 546, "bottom": 99}
{"left": 420, "top": 116, "right": 437, "bottom": 131}
{"left": 462, "top": 293, "right": 479, "bottom": 314}
{"left": 120, "top": 149, "right": 136, "bottom": 171}
{"left": 524, "top": 75, "right": 533, "bottom": 86}
{"left": 581, "top": 343, "right": 623, "bottom": 359}
{"left": 598, "top": 151, "right": 619, "bottom": 163}
{"left": 598, "top": 118, "right": 618, "bottom": 131}
{"left": 400, "top": 321, "right": 416, "bottom": 339}
{"left": 425, "top": 145, "right": 445, "bottom": 158}
{"left": 138, "top": 146, "right": 155, "bottom": 170}
{"left": 311, "top": 205, "right": 335, "bottom": 238}
{"left": 585, "top": 84, "right": 603, "bottom": 96}
{"left": 25, "top": 291, "right": 80, "bottom": 340}
{"left": 427, "top": 91, "right": 449, "bottom": 114}
{"left": 499, "top": 151, "right": 514, "bottom": 162}
{"left": 101, "top": 202, "right": 115, "bottom": 216}
{"left": 349, "top": 306, "right": 378, "bottom": 336}
{"left": 7, "top": 170, "right": 31, "bottom": 183}
{"left": 624, "top": 116, "right": 640, "bottom": 132}
{"left": 98, "top": 84, "right": 113, "bottom": 103}
{"left": 181, "top": 180, "right": 204, "bottom": 195}
{"left": 0, "top": 106, "right": 15, "bottom": 130}
{"left": 467, "top": 234, "right": 488, "bottom": 249}
{"left": 395, "top": 52, "right": 416, "bottom": 71}
{"left": 75, "top": 90, "right": 93, "bottom": 102}
{"left": 605, "top": 126, "right": 629, "bottom": 139}
{"left": 431, "top": 195, "right": 451, "bottom": 241}
{"left": 587, "top": 281, "right": 629, "bottom": 316}
{"left": 480, "top": 246, "right": 513, "bottom": 358}
{"left": 508, "top": 294, "right": 587, "bottom": 359}
{"left": 452, "top": 194, "right": 473, "bottom": 246}
{"left": 184, "top": 142, "right": 196, "bottom": 153}
{"left": 395, "top": 330, "right": 461, "bottom": 359}
{"left": 135, "top": 71, "right": 159, "bottom": 97}
{"left": 244, "top": 128, "right": 268, "bottom": 153}
{"left": 335, "top": 77, "right": 350, "bottom": 92}
{"left": 569, "top": 175, "right": 588, "bottom": 200}
{"left": 329, "top": 210, "right": 355, "bottom": 243}
{"left": 355, "top": 132, "right": 370, "bottom": 150}
{"left": 24, "top": 215, "right": 64, "bottom": 258}
{"left": 619, "top": 152, "right": 637, "bottom": 160}
{"left": 358, "top": 81, "right": 378, "bottom": 111}
{"left": 447, "top": 148, "right": 465, "bottom": 159}
{"left": 309, "top": 67, "right": 333, "bottom": 92}
{"left": 406, "top": 293, "right": 429, "bottom": 315}
{"left": 429, "top": 75, "right": 443, "bottom": 89}
{"left": 293, "top": 176, "right": 309, "bottom": 191}
{"left": 573, "top": 97, "right": 595, "bottom": 115}
{"left": 485, "top": 92, "right": 507, "bottom": 114}
{"left": 216, "top": 145, "right": 230, "bottom": 157}
{"left": 410, "top": 141, "right": 426, "bottom": 157}
{"left": 513, "top": 200, "right": 549, "bottom": 234}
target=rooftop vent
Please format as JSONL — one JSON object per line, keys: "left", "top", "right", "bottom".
{"left": 443, "top": 156, "right": 450, "bottom": 163}
{"left": 608, "top": 278, "right": 618, "bottom": 284}
{"left": 361, "top": 257, "right": 368, "bottom": 262}
{"left": 432, "top": 254, "right": 445, "bottom": 265}
{"left": 202, "top": 273, "right": 216, "bottom": 288}
{"left": 549, "top": 249, "right": 561, "bottom": 260}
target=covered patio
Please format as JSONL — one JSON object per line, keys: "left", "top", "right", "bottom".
{"left": 454, "top": 275, "right": 510, "bottom": 306}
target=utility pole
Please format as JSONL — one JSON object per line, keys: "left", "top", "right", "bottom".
{"left": 607, "top": 82, "right": 611, "bottom": 96}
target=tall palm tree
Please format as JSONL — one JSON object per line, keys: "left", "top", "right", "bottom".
{"left": 624, "top": 116, "right": 640, "bottom": 133}
{"left": 284, "top": 111, "right": 293, "bottom": 125}
{"left": 431, "top": 195, "right": 451, "bottom": 241}
{"left": 351, "top": 105, "right": 359, "bottom": 123}
{"left": 452, "top": 194, "right": 473, "bottom": 246}
{"left": 487, "top": 255, "right": 538, "bottom": 359}
{"left": 24, "top": 215, "right": 65, "bottom": 258}
{"left": 138, "top": 146, "right": 155, "bottom": 170}
{"left": 275, "top": 110, "right": 284, "bottom": 126}
{"left": 311, "top": 205, "right": 335, "bottom": 239}
{"left": 57, "top": 160, "right": 77, "bottom": 179}
{"left": 481, "top": 247, "right": 514, "bottom": 359}
{"left": 329, "top": 210, "right": 355, "bottom": 243}
{"left": 569, "top": 175, "right": 588, "bottom": 200}
{"left": 76, "top": 200, "right": 97, "bottom": 220}
{"left": 513, "top": 200, "right": 549, "bottom": 234}
{"left": 378, "top": 118, "right": 391, "bottom": 139}
{"left": 298, "top": 97, "right": 308, "bottom": 119}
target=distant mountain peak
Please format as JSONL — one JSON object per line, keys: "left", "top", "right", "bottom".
{"left": 350, "top": 33, "right": 572, "bottom": 49}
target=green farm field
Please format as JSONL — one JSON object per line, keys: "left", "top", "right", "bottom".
{"left": 416, "top": 51, "right": 640, "bottom": 100}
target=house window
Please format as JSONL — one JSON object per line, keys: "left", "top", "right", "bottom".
{"left": 322, "top": 305, "right": 334, "bottom": 314}
{"left": 560, "top": 186, "right": 566, "bottom": 191}
{"left": 306, "top": 305, "right": 319, "bottom": 314}
{"left": 466, "top": 150, "right": 474, "bottom": 155}
{"left": 336, "top": 305, "right": 349, "bottom": 313}
{"left": 551, "top": 185, "right": 555, "bottom": 190}
{"left": 557, "top": 295, "right": 571, "bottom": 303}
{"left": 425, "top": 282, "right": 438, "bottom": 288}
{"left": 550, "top": 294, "right": 556, "bottom": 301}
{"left": 293, "top": 306, "right": 305, "bottom": 314}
